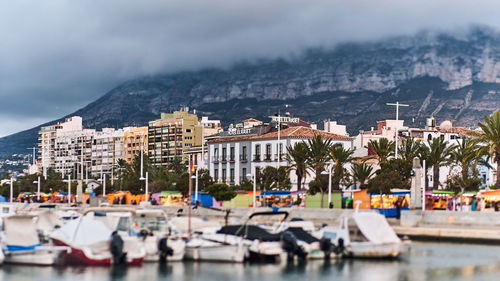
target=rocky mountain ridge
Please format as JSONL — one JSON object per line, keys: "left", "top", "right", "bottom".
{"left": 1, "top": 26, "right": 499, "bottom": 155}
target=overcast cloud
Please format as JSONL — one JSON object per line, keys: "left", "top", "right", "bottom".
{"left": 1, "top": 0, "right": 500, "bottom": 137}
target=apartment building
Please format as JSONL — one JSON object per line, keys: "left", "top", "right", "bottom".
{"left": 148, "top": 109, "right": 203, "bottom": 167}
{"left": 123, "top": 126, "right": 148, "bottom": 163}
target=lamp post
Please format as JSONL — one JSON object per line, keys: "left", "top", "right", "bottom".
{"left": 321, "top": 163, "right": 334, "bottom": 207}
{"left": 246, "top": 172, "right": 257, "bottom": 208}
{"left": 386, "top": 102, "right": 409, "bottom": 159}
{"left": 140, "top": 172, "right": 148, "bottom": 203}
{"left": 98, "top": 174, "right": 107, "bottom": 196}
{"left": 33, "top": 176, "right": 41, "bottom": 201}
{"left": 9, "top": 177, "right": 14, "bottom": 203}
{"left": 63, "top": 175, "right": 71, "bottom": 204}
{"left": 195, "top": 167, "right": 199, "bottom": 203}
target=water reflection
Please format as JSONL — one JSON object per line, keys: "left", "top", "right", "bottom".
{"left": 2, "top": 243, "right": 500, "bottom": 281}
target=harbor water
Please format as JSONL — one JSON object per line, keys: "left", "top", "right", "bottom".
{"left": 1, "top": 242, "right": 499, "bottom": 281}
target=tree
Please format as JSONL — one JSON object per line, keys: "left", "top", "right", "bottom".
{"left": 367, "top": 138, "right": 395, "bottom": 164}
{"left": 307, "top": 174, "right": 329, "bottom": 208}
{"left": 367, "top": 169, "right": 405, "bottom": 197}
{"left": 275, "top": 166, "right": 291, "bottom": 190}
{"left": 236, "top": 178, "right": 254, "bottom": 191}
{"left": 329, "top": 144, "right": 354, "bottom": 190}
{"left": 398, "top": 137, "right": 423, "bottom": 162}
{"left": 259, "top": 166, "right": 278, "bottom": 190}
{"left": 427, "top": 137, "right": 455, "bottom": 189}
{"left": 471, "top": 111, "right": 500, "bottom": 188}
{"left": 285, "top": 142, "right": 309, "bottom": 191}
{"left": 306, "top": 134, "right": 333, "bottom": 179}
{"left": 446, "top": 173, "right": 482, "bottom": 205}
{"left": 197, "top": 169, "right": 214, "bottom": 191}
{"left": 116, "top": 158, "right": 129, "bottom": 191}
{"left": 379, "top": 159, "right": 413, "bottom": 188}
{"left": 205, "top": 183, "right": 237, "bottom": 202}
{"left": 351, "top": 163, "right": 374, "bottom": 189}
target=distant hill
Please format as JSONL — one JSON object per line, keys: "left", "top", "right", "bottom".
{"left": 1, "top": 26, "right": 499, "bottom": 155}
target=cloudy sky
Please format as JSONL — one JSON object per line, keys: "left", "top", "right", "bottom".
{"left": 1, "top": 0, "right": 500, "bottom": 137}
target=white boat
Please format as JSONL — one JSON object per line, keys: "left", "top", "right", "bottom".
{"left": 2, "top": 215, "right": 68, "bottom": 265}
{"left": 315, "top": 211, "right": 404, "bottom": 258}
{"left": 184, "top": 235, "right": 246, "bottom": 263}
{"left": 133, "top": 209, "right": 185, "bottom": 262}
{"left": 50, "top": 208, "right": 146, "bottom": 266}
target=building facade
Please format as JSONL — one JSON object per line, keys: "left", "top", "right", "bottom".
{"left": 123, "top": 126, "right": 148, "bottom": 163}
{"left": 207, "top": 125, "right": 354, "bottom": 190}
{"left": 148, "top": 109, "right": 203, "bottom": 167}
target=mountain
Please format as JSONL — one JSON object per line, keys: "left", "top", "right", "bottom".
{"left": 1, "top": 26, "right": 500, "bottom": 156}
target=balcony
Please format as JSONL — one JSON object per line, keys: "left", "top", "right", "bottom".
{"left": 229, "top": 155, "right": 235, "bottom": 163}
{"left": 264, "top": 154, "right": 272, "bottom": 162}
{"left": 213, "top": 157, "right": 219, "bottom": 164}
{"left": 240, "top": 155, "right": 248, "bottom": 163}
{"left": 221, "top": 156, "right": 227, "bottom": 163}
{"left": 253, "top": 155, "right": 261, "bottom": 162}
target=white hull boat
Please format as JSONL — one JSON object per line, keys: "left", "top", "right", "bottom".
{"left": 185, "top": 238, "right": 246, "bottom": 263}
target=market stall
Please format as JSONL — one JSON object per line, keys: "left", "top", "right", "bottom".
{"left": 370, "top": 189, "right": 410, "bottom": 217}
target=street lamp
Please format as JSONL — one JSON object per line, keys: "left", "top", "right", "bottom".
{"left": 9, "top": 177, "right": 15, "bottom": 203}
{"left": 98, "top": 174, "right": 106, "bottom": 196}
{"left": 33, "top": 176, "right": 41, "bottom": 201}
{"left": 140, "top": 172, "right": 148, "bottom": 203}
{"left": 386, "top": 101, "right": 409, "bottom": 159}
{"left": 246, "top": 172, "right": 257, "bottom": 208}
{"left": 321, "top": 163, "right": 334, "bottom": 207}
{"left": 63, "top": 175, "right": 72, "bottom": 204}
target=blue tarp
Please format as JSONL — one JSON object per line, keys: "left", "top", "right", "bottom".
{"left": 0, "top": 195, "right": 7, "bottom": 202}
{"left": 191, "top": 193, "right": 214, "bottom": 207}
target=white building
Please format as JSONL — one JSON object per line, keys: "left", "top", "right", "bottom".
{"left": 207, "top": 125, "right": 353, "bottom": 190}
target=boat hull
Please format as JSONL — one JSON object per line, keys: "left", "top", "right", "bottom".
{"left": 52, "top": 239, "right": 144, "bottom": 266}
{"left": 185, "top": 244, "right": 245, "bottom": 263}
{"left": 346, "top": 242, "right": 402, "bottom": 258}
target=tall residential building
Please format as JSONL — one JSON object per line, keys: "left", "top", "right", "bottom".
{"left": 90, "top": 128, "right": 125, "bottom": 178}
{"left": 38, "top": 116, "right": 144, "bottom": 180}
{"left": 123, "top": 127, "right": 148, "bottom": 163}
{"left": 148, "top": 109, "right": 203, "bottom": 167}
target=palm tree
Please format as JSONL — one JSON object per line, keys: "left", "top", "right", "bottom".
{"left": 116, "top": 158, "right": 128, "bottom": 190}
{"left": 428, "top": 137, "right": 455, "bottom": 190}
{"left": 398, "top": 137, "right": 423, "bottom": 162}
{"left": 472, "top": 111, "right": 500, "bottom": 188}
{"left": 451, "top": 138, "right": 479, "bottom": 179}
{"left": 368, "top": 138, "right": 395, "bottom": 164}
{"left": 285, "top": 142, "right": 309, "bottom": 191}
{"left": 306, "top": 134, "right": 333, "bottom": 178}
{"left": 329, "top": 144, "right": 354, "bottom": 189}
{"left": 351, "top": 163, "right": 374, "bottom": 188}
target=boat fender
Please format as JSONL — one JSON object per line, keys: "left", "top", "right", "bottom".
{"left": 139, "top": 228, "right": 150, "bottom": 240}
{"left": 110, "top": 231, "right": 127, "bottom": 265}
{"left": 158, "top": 237, "right": 174, "bottom": 262}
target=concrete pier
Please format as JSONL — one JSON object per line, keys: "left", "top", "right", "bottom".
{"left": 395, "top": 210, "right": 500, "bottom": 242}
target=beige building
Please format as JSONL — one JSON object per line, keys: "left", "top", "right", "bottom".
{"left": 123, "top": 127, "right": 148, "bottom": 163}
{"left": 148, "top": 109, "right": 203, "bottom": 167}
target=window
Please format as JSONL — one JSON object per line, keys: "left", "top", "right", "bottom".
{"left": 242, "top": 146, "right": 247, "bottom": 160}
{"left": 265, "top": 144, "right": 271, "bottom": 160}
{"left": 222, "top": 169, "right": 226, "bottom": 181}
{"left": 222, "top": 147, "right": 227, "bottom": 160}
{"left": 230, "top": 147, "right": 235, "bottom": 161}
{"left": 230, "top": 168, "right": 234, "bottom": 182}
{"left": 214, "top": 148, "right": 218, "bottom": 158}
{"left": 214, "top": 169, "right": 219, "bottom": 180}
{"left": 242, "top": 168, "right": 247, "bottom": 179}
{"left": 185, "top": 129, "right": 192, "bottom": 133}
{"left": 184, "top": 136, "right": 193, "bottom": 140}
{"left": 255, "top": 144, "right": 261, "bottom": 160}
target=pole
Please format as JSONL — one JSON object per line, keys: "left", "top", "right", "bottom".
{"left": 328, "top": 164, "right": 332, "bottom": 206}
{"left": 67, "top": 174, "right": 71, "bottom": 204}
{"left": 10, "top": 177, "right": 13, "bottom": 203}
{"left": 253, "top": 171, "right": 257, "bottom": 208}
{"left": 103, "top": 174, "right": 106, "bottom": 196}
{"left": 386, "top": 102, "right": 409, "bottom": 159}
{"left": 422, "top": 160, "right": 425, "bottom": 212}
{"left": 37, "top": 176, "right": 40, "bottom": 201}
{"left": 140, "top": 135, "right": 144, "bottom": 179}
{"left": 195, "top": 167, "right": 199, "bottom": 203}
{"left": 81, "top": 137, "right": 84, "bottom": 181}
{"left": 188, "top": 155, "right": 192, "bottom": 240}
{"left": 144, "top": 172, "right": 148, "bottom": 202}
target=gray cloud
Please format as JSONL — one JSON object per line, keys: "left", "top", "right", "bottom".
{"left": 1, "top": 0, "right": 500, "bottom": 137}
